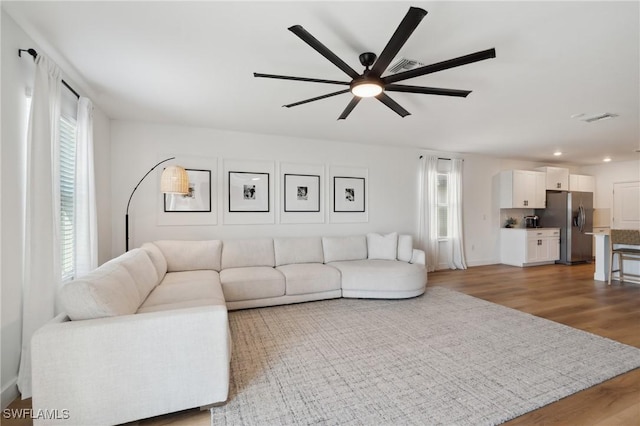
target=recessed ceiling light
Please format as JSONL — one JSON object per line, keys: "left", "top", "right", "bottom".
{"left": 603, "top": 157, "right": 612, "bottom": 162}
{"left": 553, "top": 151, "right": 562, "bottom": 156}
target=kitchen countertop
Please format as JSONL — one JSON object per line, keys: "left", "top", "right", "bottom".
{"left": 502, "top": 227, "right": 560, "bottom": 230}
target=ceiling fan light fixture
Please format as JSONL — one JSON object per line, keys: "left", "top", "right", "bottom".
{"left": 350, "top": 78, "right": 383, "bottom": 98}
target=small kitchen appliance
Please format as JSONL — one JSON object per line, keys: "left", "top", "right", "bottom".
{"left": 524, "top": 215, "right": 540, "bottom": 228}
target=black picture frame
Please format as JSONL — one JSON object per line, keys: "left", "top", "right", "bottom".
{"left": 228, "top": 171, "right": 270, "bottom": 212}
{"left": 284, "top": 173, "right": 321, "bottom": 212}
{"left": 333, "top": 176, "right": 366, "bottom": 212}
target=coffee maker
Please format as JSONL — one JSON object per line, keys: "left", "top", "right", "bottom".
{"left": 524, "top": 215, "right": 540, "bottom": 228}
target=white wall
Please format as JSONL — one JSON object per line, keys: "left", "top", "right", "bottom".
{"left": 579, "top": 159, "right": 640, "bottom": 210}
{"left": 93, "top": 107, "right": 112, "bottom": 265}
{"left": 0, "top": 10, "right": 111, "bottom": 407}
{"left": 110, "top": 121, "right": 421, "bottom": 254}
{"left": 1, "top": 10, "right": 33, "bottom": 408}
{"left": 111, "top": 121, "right": 560, "bottom": 269}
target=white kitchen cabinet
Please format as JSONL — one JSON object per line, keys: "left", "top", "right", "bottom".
{"left": 499, "top": 170, "right": 546, "bottom": 208}
{"left": 501, "top": 228, "right": 560, "bottom": 267}
{"left": 569, "top": 174, "right": 595, "bottom": 193}
{"left": 547, "top": 232, "right": 560, "bottom": 261}
{"left": 536, "top": 166, "right": 569, "bottom": 190}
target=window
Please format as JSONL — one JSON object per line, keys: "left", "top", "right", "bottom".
{"left": 437, "top": 173, "right": 449, "bottom": 239}
{"left": 59, "top": 113, "right": 77, "bottom": 281}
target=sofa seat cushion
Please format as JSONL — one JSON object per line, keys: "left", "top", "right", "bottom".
{"left": 329, "top": 260, "right": 426, "bottom": 293}
{"left": 219, "top": 267, "right": 285, "bottom": 302}
{"left": 137, "top": 270, "right": 225, "bottom": 314}
{"left": 276, "top": 263, "right": 341, "bottom": 296}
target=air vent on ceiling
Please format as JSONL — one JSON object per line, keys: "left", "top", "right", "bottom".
{"left": 572, "top": 112, "right": 619, "bottom": 123}
{"left": 387, "top": 57, "right": 425, "bottom": 74}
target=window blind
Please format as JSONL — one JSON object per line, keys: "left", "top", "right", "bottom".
{"left": 60, "top": 114, "right": 77, "bottom": 282}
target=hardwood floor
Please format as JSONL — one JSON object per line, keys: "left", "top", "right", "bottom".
{"left": 4, "top": 263, "right": 639, "bottom": 425}
{"left": 430, "top": 263, "right": 640, "bottom": 426}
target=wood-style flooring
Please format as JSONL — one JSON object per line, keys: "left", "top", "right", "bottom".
{"left": 4, "top": 263, "right": 639, "bottom": 425}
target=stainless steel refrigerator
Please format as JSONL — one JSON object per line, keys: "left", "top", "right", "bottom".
{"left": 535, "top": 191, "right": 593, "bottom": 264}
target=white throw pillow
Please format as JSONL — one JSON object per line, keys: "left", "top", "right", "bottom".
{"left": 367, "top": 232, "right": 398, "bottom": 260}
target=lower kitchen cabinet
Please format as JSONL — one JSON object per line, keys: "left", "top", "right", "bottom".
{"left": 501, "top": 228, "right": 560, "bottom": 267}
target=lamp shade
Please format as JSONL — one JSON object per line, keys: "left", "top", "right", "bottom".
{"left": 160, "top": 166, "right": 189, "bottom": 194}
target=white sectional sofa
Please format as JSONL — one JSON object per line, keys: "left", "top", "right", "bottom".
{"left": 31, "top": 233, "right": 426, "bottom": 425}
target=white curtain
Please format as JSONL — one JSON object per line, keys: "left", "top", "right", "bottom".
{"left": 418, "top": 155, "right": 440, "bottom": 272}
{"left": 74, "top": 97, "right": 98, "bottom": 276}
{"left": 447, "top": 158, "right": 467, "bottom": 270}
{"left": 17, "top": 54, "right": 62, "bottom": 398}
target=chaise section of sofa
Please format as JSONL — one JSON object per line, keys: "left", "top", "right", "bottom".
{"left": 323, "top": 233, "right": 427, "bottom": 299}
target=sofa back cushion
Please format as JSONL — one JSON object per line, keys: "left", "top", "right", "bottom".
{"left": 397, "top": 234, "right": 414, "bottom": 263}
{"left": 154, "top": 240, "right": 222, "bottom": 272}
{"left": 59, "top": 259, "right": 143, "bottom": 320}
{"left": 141, "top": 242, "right": 168, "bottom": 281}
{"left": 366, "top": 232, "right": 398, "bottom": 260}
{"left": 274, "top": 237, "right": 324, "bottom": 266}
{"left": 322, "top": 235, "right": 367, "bottom": 263}
{"left": 116, "top": 249, "right": 160, "bottom": 300}
{"left": 222, "top": 238, "right": 275, "bottom": 269}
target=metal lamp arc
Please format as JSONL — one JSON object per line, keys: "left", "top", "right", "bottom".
{"left": 125, "top": 157, "right": 189, "bottom": 251}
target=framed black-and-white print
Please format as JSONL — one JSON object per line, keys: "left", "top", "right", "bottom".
{"left": 284, "top": 174, "right": 320, "bottom": 212}
{"left": 228, "top": 171, "right": 270, "bottom": 212}
{"left": 334, "top": 176, "right": 365, "bottom": 212}
{"left": 164, "top": 169, "right": 211, "bottom": 212}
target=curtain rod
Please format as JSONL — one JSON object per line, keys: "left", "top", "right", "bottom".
{"left": 19, "top": 48, "right": 80, "bottom": 99}
{"left": 419, "top": 155, "right": 463, "bottom": 161}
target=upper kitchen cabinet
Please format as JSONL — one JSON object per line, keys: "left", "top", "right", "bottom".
{"left": 569, "top": 174, "right": 595, "bottom": 192}
{"left": 535, "top": 166, "right": 570, "bottom": 190}
{"left": 499, "top": 170, "right": 546, "bottom": 209}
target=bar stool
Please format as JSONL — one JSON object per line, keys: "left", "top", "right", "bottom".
{"left": 608, "top": 229, "right": 640, "bottom": 285}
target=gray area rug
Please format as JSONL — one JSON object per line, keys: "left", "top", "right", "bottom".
{"left": 211, "top": 287, "right": 640, "bottom": 425}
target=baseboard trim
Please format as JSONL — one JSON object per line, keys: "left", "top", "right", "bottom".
{"left": 1, "top": 377, "right": 19, "bottom": 409}
{"left": 467, "top": 260, "right": 500, "bottom": 267}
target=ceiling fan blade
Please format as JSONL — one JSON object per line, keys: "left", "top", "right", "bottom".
{"left": 253, "top": 73, "right": 350, "bottom": 86}
{"left": 383, "top": 48, "right": 496, "bottom": 84}
{"left": 283, "top": 89, "right": 350, "bottom": 108}
{"left": 288, "top": 25, "right": 360, "bottom": 79}
{"left": 376, "top": 93, "right": 410, "bottom": 117}
{"left": 369, "top": 7, "right": 428, "bottom": 78}
{"left": 337, "top": 97, "right": 362, "bottom": 120}
{"left": 385, "top": 84, "right": 471, "bottom": 97}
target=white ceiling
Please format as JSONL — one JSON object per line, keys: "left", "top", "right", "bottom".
{"left": 4, "top": 1, "right": 639, "bottom": 165}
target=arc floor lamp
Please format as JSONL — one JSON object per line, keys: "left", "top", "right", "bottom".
{"left": 125, "top": 157, "right": 189, "bottom": 251}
